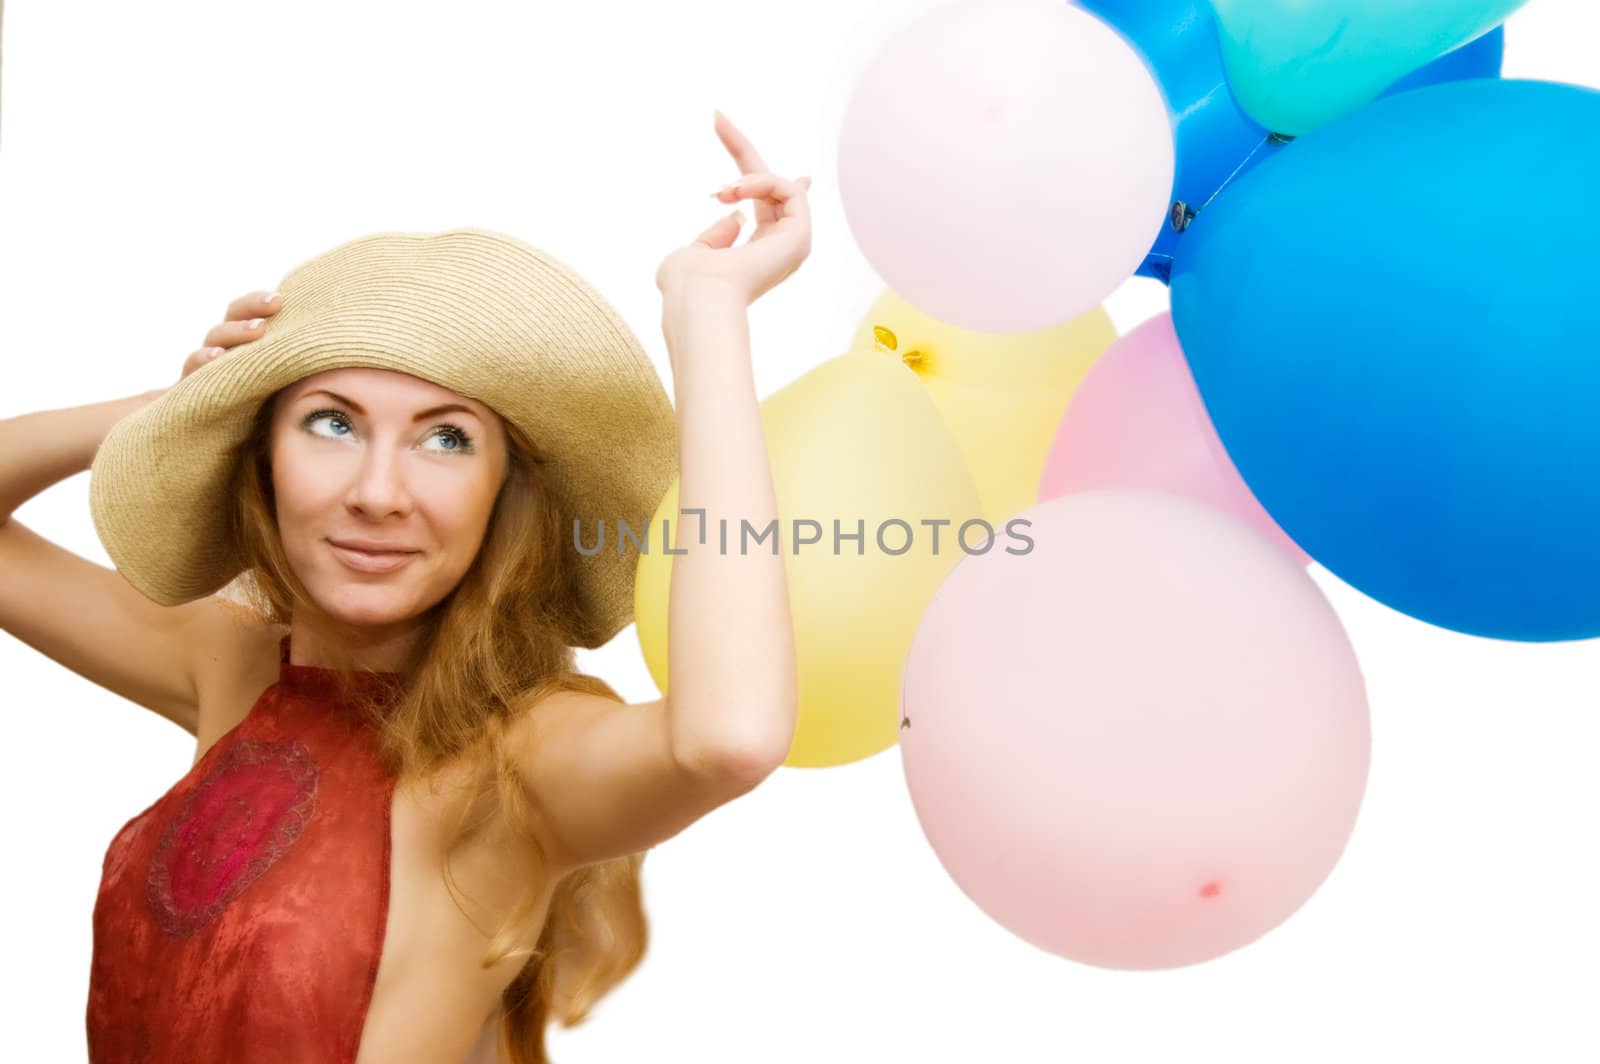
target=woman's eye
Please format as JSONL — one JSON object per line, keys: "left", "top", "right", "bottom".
{"left": 304, "top": 410, "right": 351, "bottom": 438}
{"left": 425, "top": 425, "right": 476, "bottom": 454}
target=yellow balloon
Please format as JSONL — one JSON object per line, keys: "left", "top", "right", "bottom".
{"left": 847, "top": 288, "right": 1116, "bottom": 525}
{"left": 634, "top": 352, "right": 985, "bottom": 768}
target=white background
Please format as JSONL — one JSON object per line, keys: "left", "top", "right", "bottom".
{"left": 2, "top": 1, "right": 1597, "bottom": 1061}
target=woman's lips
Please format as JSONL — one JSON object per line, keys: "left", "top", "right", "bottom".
{"left": 329, "top": 542, "right": 419, "bottom": 573}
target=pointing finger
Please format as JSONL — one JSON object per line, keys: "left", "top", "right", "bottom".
{"left": 714, "top": 110, "right": 770, "bottom": 176}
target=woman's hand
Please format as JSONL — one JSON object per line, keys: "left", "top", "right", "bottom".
{"left": 654, "top": 111, "right": 813, "bottom": 309}
{"left": 177, "top": 290, "right": 281, "bottom": 382}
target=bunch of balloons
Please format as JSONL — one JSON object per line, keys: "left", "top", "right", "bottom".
{"left": 640, "top": 0, "right": 1591, "bottom": 971}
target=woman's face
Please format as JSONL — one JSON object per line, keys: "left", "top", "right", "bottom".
{"left": 268, "top": 367, "right": 509, "bottom": 628}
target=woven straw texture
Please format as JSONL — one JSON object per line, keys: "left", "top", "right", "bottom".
{"left": 88, "top": 227, "right": 679, "bottom": 649}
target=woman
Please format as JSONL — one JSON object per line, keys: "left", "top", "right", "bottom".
{"left": 0, "top": 112, "right": 805, "bottom": 1063}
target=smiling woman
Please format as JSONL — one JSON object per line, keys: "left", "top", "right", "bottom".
{"left": 66, "top": 228, "right": 701, "bottom": 1064}
{"left": 2, "top": 167, "right": 806, "bottom": 1061}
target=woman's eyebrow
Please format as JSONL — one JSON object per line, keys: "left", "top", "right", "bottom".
{"left": 300, "top": 388, "right": 483, "bottom": 422}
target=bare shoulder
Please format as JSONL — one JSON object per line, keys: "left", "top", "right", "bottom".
{"left": 189, "top": 605, "right": 284, "bottom": 759}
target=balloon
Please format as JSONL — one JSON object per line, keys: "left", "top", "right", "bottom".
{"left": 847, "top": 288, "right": 1117, "bottom": 525}
{"left": 1385, "top": 25, "right": 1504, "bottom": 97}
{"left": 1039, "top": 312, "right": 1308, "bottom": 566}
{"left": 1171, "top": 79, "right": 1600, "bottom": 641}
{"left": 837, "top": 0, "right": 1173, "bottom": 333}
{"left": 1075, "top": 0, "right": 1506, "bottom": 281}
{"left": 635, "top": 353, "right": 985, "bottom": 768}
{"left": 900, "top": 490, "right": 1370, "bottom": 970}
{"left": 1208, "top": 0, "right": 1526, "bottom": 135}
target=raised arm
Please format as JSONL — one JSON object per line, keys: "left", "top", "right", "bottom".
{"left": 510, "top": 113, "right": 805, "bottom": 873}
{"left": 0, "top": 291, "right": 282, "bottom": 733}
{"left": 649, "top": 112, "right": 809, "bottom": 769}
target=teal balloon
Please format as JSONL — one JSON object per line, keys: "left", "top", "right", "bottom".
{"left": 1208, "top": 0, "right": 1527, "bottom": 135}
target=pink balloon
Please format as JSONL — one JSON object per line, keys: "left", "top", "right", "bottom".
{"left": 837, "top": 0, "right": 1174, "bottom": 334}
{"left": 900, "top": 491, "right": 1369, "bottom": 970}
{"left": 1041, "top": 312, "right": 1311, "bottom": 566}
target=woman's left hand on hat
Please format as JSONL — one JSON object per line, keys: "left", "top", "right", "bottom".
{"left": 653, "top": 110, "right": 812, "bottom": 309}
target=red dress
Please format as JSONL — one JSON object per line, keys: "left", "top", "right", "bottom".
{"left": 86, "top": 634, "right": 402, "bottom": 1063}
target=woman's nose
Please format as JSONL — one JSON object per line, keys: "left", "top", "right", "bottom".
{"left": 344, "top": 450, "right": 415, "bottom": 518}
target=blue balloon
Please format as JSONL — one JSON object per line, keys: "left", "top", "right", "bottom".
{"left": 1076, "top": 0, "right": 1505, "bottom": 283}
{"left": 1170, "top": 80, "right": 1600, "bottom": 642}
{"left": 1386, "top": 26, "right": 1504, "bottom": 96}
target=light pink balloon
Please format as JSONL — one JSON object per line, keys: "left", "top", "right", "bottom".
{"left": 837, "top": 0, "right": 1174, "bottom": 334}
{"left": 1040, "top": 312, "right": 1311, "bottom": 566}
{"left": 900, "top": 491, "right": 1369, "bottom": 970}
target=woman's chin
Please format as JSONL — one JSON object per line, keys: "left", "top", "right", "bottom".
{"left": 310, "top": 583, "right": 422, "bottom": 628}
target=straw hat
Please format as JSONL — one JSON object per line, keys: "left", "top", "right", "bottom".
{"left": 88, "top": 227, "right": 679, "bottom": 649}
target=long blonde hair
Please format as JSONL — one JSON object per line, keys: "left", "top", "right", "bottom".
{"left": 222, "top": 388, "right": 650, "bottom": 1063}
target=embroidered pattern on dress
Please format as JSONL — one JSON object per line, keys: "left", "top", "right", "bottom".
{"left": 145, "top": 737, "right": 319, "bottom": 937}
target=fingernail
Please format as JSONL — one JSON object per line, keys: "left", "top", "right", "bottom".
{"left": 263, "top": 292, "right": 280, "bottom": 305}
{"left": 208, "top": 347, "right": 225, "bottom": 359}
{"left": 247, "top": 318, "right": 264, "bottom": 329}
